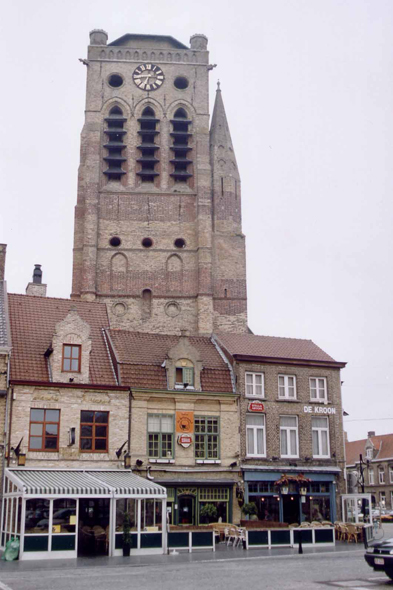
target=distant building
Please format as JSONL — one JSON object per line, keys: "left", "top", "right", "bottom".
{"left": 346, "top": 432, "right": 393, "bottom": 510}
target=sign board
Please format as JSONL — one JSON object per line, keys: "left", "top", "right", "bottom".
{"left": 248, "top": 400, "right": 265, "bottom": 413}
{"left": 303, "top": 405, "right": 336, "bottom": 415}
{"left": 176, "top": 411, "right": 194, "bottom": 433}
{"left": 178, "top": 434, "right": 193, "bottom": 448}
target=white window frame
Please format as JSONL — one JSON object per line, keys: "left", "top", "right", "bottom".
{"left": 309, "top": 377, "right": 327, "bottom": 402}
{"left": 311, "top": 416, "right": 330, "bottom": 458}
{"left": 245, "top": 372, "right": 265, "bottom": 398}
{"left": 366, "top": 448, "right": 373, "bottom": 460}
{"left": 380, "top": 491, "right": 386, "bottom": 507}
{"left": 369, "top": 468, "right": 375, "bottom": 485}
{"left": 280, "top": 415, "right": 299, "bottom": 458}
{"left": 389, "top": 466, "right": 393, "bottom": 484}
{"left": 278, "top": 375, "right": 297, "bottom": 400}
{"left": 379, "top": 467, "right": 385, "bottom": 484}
{"left": 246, "top": 414, "right": 266, "bottom": 458}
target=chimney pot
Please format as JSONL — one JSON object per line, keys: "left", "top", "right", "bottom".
{"left": 33, "top": 264, "right": 42, "bottom": 284}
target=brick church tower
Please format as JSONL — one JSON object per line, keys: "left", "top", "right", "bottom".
{"left": 72, "top": 31, "right": 247, "bottom": 335}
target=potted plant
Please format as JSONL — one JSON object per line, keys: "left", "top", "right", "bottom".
{"left": 122, "top": 512, "right": 131, "bottom": 556}
{"left": 242, "top": 502, "right": 258, "bottom": 520}
{"left": 200, "top": 503, "right": 218, "bottom": 524}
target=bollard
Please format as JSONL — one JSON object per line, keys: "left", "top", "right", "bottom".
{"left": 298, "top": 529, "right": 303, "bottom": 554}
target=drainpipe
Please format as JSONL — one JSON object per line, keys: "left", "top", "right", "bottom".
{"left": 7, "top": 387, "right": 14, "bottom": 468}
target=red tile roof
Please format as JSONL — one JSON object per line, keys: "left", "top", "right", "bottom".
{"left": 215, "top": 332, "right": 343, "bottom": 365}
{"left": 346, "top": 433, "right": 393, "bottom": 465}
{"left": 107, "top": 330, "right": 233, "bottom": 393}
{"left": 8, "top": 294, "right": 116, "bottom": 386}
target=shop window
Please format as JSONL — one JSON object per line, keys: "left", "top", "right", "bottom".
{"left": 148, "top": 414, "right": 174, "bottom": 459}
{"left": 29, "top": 409, "right": 60, "bottom": 451}
{"left": 309, "top": 377, "right": 327, "bottom": 401}
{"left": 115, "top": 499, "right": 137, "bottom": 532}
{"left": 25, "top": 499, "right": 50, "bottom": 534}
{"left": 379, "top": 467, "right": 385, "bottom": 484}
{"left": 199, "top": 488, "right": 229, "bottom": 501}
{"left": 312, "top": 417, "right": 330, "bottom": 458}
{"left": 141, "top": 499, "right": 162, "bottom": 529}
{"left": 175, "top": 359, "right": 194, "bottom": 388}
{"left": 246, "top": 414, "right": 266, "bottom": 457}
{"left": 80, "top": 411, "right": 109, "bottom": 452}
{"left": 52, "top": 499, "right": 76, "bottom": 534}
{"left": 245, "top": 372, "right": 264, "bottom": 398}
{"left": 256, "top": 497, "right": 280, "bottom": 522}
{"left": 195, "top": 417, "right": 219, "bottom": 460}
{"left": 303, "top": 497, "right": 331, "bottom": 523}
{"left": 278, "top": 375, "right": 296, "bottom": 399}
{"left": 280, "top": 416, "right": 298, "bottom": 458}
{"left": 369, "top": 469, "right": 375, "bottom": 485}
{"left": 62, "top": 344, "right": 81, "bottom": 372}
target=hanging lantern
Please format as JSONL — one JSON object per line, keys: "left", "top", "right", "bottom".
{"left": 299, "top": 486, "right": 307, "bottom": 496}
{"left": 281, "top": 485, "right": 289, "bottom": 495}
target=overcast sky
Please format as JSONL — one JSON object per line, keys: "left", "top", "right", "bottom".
{"left": 1, "top": 0, "right": 392, "bottom": 442}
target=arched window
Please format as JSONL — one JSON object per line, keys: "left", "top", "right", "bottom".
{"left": 141, "top": 288, "right": 152, "bottom": 319}
{"left": 103, "top": 106, "right": 127, "bottom": 181}
{"left": 175, "top": 359, "right": 194, "bottom": 388}
{"left": 110, "top": 253, "right": 127, "bottom": 292}
{"left": 137, "top": 106, "right": 160, "bottom": 183}
{"left": 166, "top": 254, "right": 183, "bottom": 292}
{"left": 170, "top": 108, "right": 192, "bottom": 183}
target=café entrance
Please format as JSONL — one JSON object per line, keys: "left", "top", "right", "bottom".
{"left": 178, "top": 496, "right": 195, "bottom": 525}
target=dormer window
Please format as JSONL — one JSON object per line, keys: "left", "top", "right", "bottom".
{"left": 366, "top": 448, "right": 373, "bottom": 460}
{"left": 175, "top": 359, "right": 194, "bottom": 388}
{"left": 62, "top": 344, "right": 81, "bottom": 372}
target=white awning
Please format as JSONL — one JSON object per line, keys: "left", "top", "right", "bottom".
{"left": 5, "top": 469, "right": 166, "bottom": 498}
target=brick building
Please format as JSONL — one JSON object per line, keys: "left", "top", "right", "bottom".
{"left": 346, "top": 433, "right": 393, "bottom": 511}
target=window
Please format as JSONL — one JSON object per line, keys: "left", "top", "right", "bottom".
{"left": 245, "top": 373, "right": 264, "bottom": 398}
{"left": 175, "top": 359, "right": 194, "bottom": 388}
{"left": 379, "top": 467, "right": 385, "bottom": 484}
{"left": 380, "top": 491, "right": 386, "bottom": 507}
{"left": 278, "top": 375, "right": 296, "bottom": 399}
{"left": 80, "top": 411, "right": 109, "bottom": 452}
{"left": 148, "top": 414, "right": 174, "bottom": 459}
{"left": 29, "top": 409, "right": 60, "bottom": 451}
{"left": 312, "top": 417, "right": 330, "bottom": 457}
{"left": 390, "top": 466, "right": 393, "bottom": 484}
{"left": 369, "top": 468, "right": 375, "bottom": 485}
{"left": 137, "top": 106, "right": 160, "bottom": 183}
{"left": 62, "top": 344, "right": 81, "bottom": 372}
{"left": 366, "top": 448, "right": 373, "bottom": 460}
{"left": 310, "top": 377, "right": 327, "bottom": 401}
{"left": 246, "top": 414, "right": 266, "bottom": 457}
{"left": 195, "top": 417, "right": 219, "bottom": 459}
{"left": 170, "top": 108, "right": 193, "bottom": 183}
{"left": 280, "top": 416, "right": 298, "bottom": 457}
{"left": 103, "top": 106, "right": 127, "bottom": 181}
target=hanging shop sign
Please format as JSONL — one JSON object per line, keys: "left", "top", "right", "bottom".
{"left": 303, "top": 405, "right": 336, "bottom": 414}
{"left": 176, "top": 411, "right": 194, "bottom": 433}
{"left": 178, "top": 434, "right": 193, "bottom": 448}
{"left": 248, "top": 401, "right": 265, "bottom": 413}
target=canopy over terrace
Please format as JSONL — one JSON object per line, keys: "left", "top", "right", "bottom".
{"left": 2, "top": 469, "right": 167, "bottom": 560}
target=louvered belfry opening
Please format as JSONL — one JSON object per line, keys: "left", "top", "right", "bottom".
{"left": 137, "top": 106, "right": 160, "bottom": 183}
{"left": 103, "top": 106, "right": 127, "bottom": 180}
{"left": 170, "top": 108, "right": 193, "bottom": 182}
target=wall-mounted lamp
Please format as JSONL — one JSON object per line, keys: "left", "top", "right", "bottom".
{"left": 18, "top": 453, "right": 26, "bottom": 466}
{"left": 124, "top": 453, "right": 131, "bottom": 469}
{"left": 116, "top": 441, "right": 127, "bottom": 460}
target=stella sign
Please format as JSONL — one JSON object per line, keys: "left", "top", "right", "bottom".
{"left": 178, "top": 434, "right": 193, "bottom": 448}
{"left": 248, "top": 401, "right": 265, "bottom": 413}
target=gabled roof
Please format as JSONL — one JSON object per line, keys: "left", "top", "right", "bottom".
{"left": 214, "top": 332, "right": 345, "bottom": 367}
{"left": 107, "top": 330, "right": 233, "bottom": 393}
{"left": 8, "top": 294, "right": 116, "bottom": 386}
{"left": 108, "top": 34, "right": 188, "bottom": 49}
{"left": 346, "top": 433, "right": 393, "bottom": 466}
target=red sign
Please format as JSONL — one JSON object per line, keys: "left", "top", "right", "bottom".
{"left": 248, "top": 401, "right": 265, "bottom": 413}
{"left": 178, "top": 434, "right": 193, "bottom": 448}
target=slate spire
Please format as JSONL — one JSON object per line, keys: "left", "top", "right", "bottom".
{"left": 210, "top": 82, "right": 239, "bottom": 176}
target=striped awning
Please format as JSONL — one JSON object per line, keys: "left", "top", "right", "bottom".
{"left": 5, "top": 469, "right": 166, "bottom": 497}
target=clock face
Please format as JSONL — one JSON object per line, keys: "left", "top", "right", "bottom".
{"left": 132, "top": 63, "right": 165, "bottom": 91}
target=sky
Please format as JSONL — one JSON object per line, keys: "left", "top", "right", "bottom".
{"left": 1, "top": 0, "right": 392, "bottom": 442}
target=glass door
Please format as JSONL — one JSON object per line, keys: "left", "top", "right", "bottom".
{"left": 178, "top": 496, "right": 194, "bottom": 525}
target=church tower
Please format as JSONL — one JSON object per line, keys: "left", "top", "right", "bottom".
{"left": 72, "top": 30, "right": 248, "bottom": 335}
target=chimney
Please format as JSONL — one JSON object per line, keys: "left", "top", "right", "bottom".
{"left": 26, "top": 264, "right": 47, "bottom": 297}
{"left": 344, "top": 431, "right": 348, "bottom": 442}
{"left": 0, "top": 244, "right": 6, "bottom": 281}
{"left": 367, "top": 431, "right": 376, "bottom": 439}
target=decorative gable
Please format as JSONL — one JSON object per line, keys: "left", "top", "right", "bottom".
{"left": 50, "top": 305, "right": 92, "bottom": 384}
{"left": 166, "top": 330, "right": 203, "bottom": 390}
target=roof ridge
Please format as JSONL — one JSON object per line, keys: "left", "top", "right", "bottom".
{"left": 9, "top": 293, "right": 108, "bottom": 306}
{"left": 216, "top": 331, "right": 313, "bottom": 343}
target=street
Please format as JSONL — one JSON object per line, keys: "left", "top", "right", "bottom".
{"left": 0, "top": 547, "right": 391, "bottom": 590}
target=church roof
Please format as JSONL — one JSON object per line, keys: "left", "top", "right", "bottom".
{"left": 108, "top": 34, "right": 188, "bottom": 49}
{"left": 106, "top": 329, "right": 234, "bottom": 393}
{"left": 345, "top": 433, "right": 393, "bottom": 466}
{"left": 210, "top": 85, "right": 239, "bottom": 175}
{"left": 214, "top": 332, "right": 345, "bottom": 367}
{"left": 8, "top": 294, "right": 117, "bottom": 386}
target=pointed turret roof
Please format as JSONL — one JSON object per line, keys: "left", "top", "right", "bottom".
{"left": 210, "top": 83, "right": 239, "bottom": 174}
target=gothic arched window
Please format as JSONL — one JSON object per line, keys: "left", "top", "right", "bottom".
{"left": 103, "top": 106, "right": 127, "bottom": 181}
{"left": 170, "top": 107, "right": 192, "bottom": 183}
{"left": 137, "top": 106, "right": 160, "bottom": 183}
